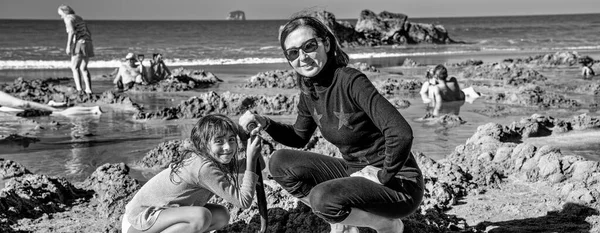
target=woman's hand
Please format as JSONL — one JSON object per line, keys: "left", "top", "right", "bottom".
{"left": 239, "top": 110, "right": 268, "bottom": 131}
{"left": 65, "top": 47, "right": 71, "bottom": 55}
{"left": 350, "top": 165, "right": 382, "bottom": 185}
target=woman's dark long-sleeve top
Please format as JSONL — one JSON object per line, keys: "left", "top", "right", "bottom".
{"left": 264, "top": 65, "right": 421, "bottom": 185}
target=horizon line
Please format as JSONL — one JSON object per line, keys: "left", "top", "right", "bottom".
{"left": 0, "top": 11, "right": 598, "bottom": 21}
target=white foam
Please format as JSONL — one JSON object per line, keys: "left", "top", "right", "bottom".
{"left": 4, "top": 48, "right": 595, "bottom": 70}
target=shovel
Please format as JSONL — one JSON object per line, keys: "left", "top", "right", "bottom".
{"left": 246, "top": 122, "right": 268, "bottom": 233}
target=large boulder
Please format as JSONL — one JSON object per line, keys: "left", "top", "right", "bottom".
{"left": 227, "top": 10, "right": 246, "bottom": 20}
{"left": 355, "top": 10, "right": 458, "bottom": 45}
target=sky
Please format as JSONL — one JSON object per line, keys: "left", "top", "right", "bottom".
{"left": 0, "top": 0, "right": 598, "bottom": 20}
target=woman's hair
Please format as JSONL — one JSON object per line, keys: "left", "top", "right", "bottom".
{"left": 58, "top": 5, "right": 75, "bottom": 15}
{"left": 279, "top": 16, "right": 349, "bottom": 96}
{"left": 432, "top": 64, "right": 448, "bottom": 81}
{"left": 170, "top": 114, "right": 241, "bottom": 187}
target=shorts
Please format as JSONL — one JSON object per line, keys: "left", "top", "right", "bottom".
{"left": 122, "top": 206, "right": 165, "bottom": 232}
{"left": 72, "top": 39, "right": 95, "bottom": 57}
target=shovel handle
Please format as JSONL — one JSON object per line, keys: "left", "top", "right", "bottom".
{"left": 246, "top": 121, "right": 268, "bottom": 233}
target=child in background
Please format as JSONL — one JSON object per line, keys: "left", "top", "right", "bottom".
{"left": 150, "top": 53, "right": 172, "bottom": 82}
{"left": 582, "top": 62, "right": 595, "bottom": 79}
{"left": 122, "top": 114, "right": 263, "bottom": 233}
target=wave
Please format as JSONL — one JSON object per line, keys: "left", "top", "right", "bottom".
{"left": 2, "top": 47, "right": 599, "bottom": 70}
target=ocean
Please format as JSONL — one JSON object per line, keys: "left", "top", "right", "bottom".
{"left": 1, "top": 13, "right": 600, "bottom": 69}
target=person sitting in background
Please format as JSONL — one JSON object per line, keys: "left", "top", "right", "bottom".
{"left": 420, "top": 65, "right": 465, "bottom": 104}
{"left": 113, "top": 53, "right": 147, "bottom": 90}
{"left": 149, "top": 53, "right": 172, "bottom": 82}
{"left": 582, "top": 62, "right": 595, "bottom": 79}
{"left": 0, "top": 91, "right": 102, "bottom": 116}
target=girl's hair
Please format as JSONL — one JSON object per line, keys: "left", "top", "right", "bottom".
{"left": 58, "top": 5, "right": 75, "bottom": 15}
{"left": 432, "top": 64, "right": 448, "bottom": 81}
{"left": 279, "top": 16, "right": 349, "bottom": 96}
{"left": 170, "top": 114, "right": 241, "bottom": 187}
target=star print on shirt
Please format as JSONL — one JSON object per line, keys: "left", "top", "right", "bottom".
{"left": 313, "top": 107, "right": 322, "bottom": 127}
{"left": 333, "top": 106, "right": 354, "bottom": 130}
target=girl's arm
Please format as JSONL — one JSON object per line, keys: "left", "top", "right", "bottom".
{"left": 198, "top": 161, "right": 258, "bottom": 209}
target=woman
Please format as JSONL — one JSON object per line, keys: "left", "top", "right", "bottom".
{"left": 239, "top": 16, "right": 423, "bottom": 233}
{"left": 58, "top": 5, "right": 94, "bottom": 94}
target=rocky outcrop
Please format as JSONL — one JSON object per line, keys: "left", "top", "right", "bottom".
{"left": 503, "top": 51, "right": 586, "bottom": 66}
{"left": 0, "top": 168, "right": 89, "bottom": 226}
{"left": 240, "top": 63, "right": 378, "bottom": 89}
{"left": 1, "top": 78, "right": 141, "bottom": 111}
{"left": 373, "top": 78, "right": 422, "bottom": 95}
{"left": 487, "top": 84, "right": 581, "bottom": 109}
{"left": 461, "top": 63, "right": 547, "bottom": 86}
{"left": 134, "top": 91, "right": 299, "bottom": 120}
{"left": 0, "top": 134, "right": 39, "bottom": 148}
{"left": 132, "top": 68, "right": 222, "bottom": 92}
{"left": 348, "top": 62, "right": 380, "bottom": 72}
{"left": 79, "top": 163, "right": 140, "bottom": 228}
{"left": 299, "top": 10, "right": 459, "bottom": 47}
{"left": 446, "top": 59, "right": 483, "bottom": 67}
{"left": 355, "top": 10, "right": 458, "bottom": 45}
{"left": 135, "top": 139, "right": 192, "bottom": 169}
{"left": 227, "top": 10, "right": 246, "bottom": 20}
{"left": 241, "top": 70, "right": 296, "bottom": 89}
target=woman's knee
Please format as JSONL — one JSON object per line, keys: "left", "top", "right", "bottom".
{"left": 268, "top": 149, "right": 295, "bottom": 176}
{"left": 309, "top": 184, "right": 350, "bottom": 223}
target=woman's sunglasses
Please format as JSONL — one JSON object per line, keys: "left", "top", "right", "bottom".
{"left": 284, "top": 38, "right": 320, "bottom": 61}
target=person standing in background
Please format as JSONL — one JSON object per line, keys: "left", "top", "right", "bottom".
{"left": 58, "top": 5, "right": 94, "bottom": 94}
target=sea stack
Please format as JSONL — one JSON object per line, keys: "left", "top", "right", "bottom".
{"left": 227, "top": 10, "right": 246, "bottom": 20}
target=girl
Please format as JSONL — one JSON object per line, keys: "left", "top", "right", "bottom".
{"left": 240, "top": 16, "right": 423, "bottom": 233}
{"left": 122, "top": 114, "right": 263, "bottom": 233}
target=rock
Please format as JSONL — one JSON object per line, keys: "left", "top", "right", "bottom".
{"left": 241, "top": 70, "right": 296, "bottom": 89}
{"left": 505, "top": 51, "right": 584, "bottom": 66}
{"left": 227, "top": 10, "right": 246, "bottom": 20}
{"left": 355, "top": 10, "right": 458, "bottom": 45}
{"left": 134, "top": 92, "right": 299, "bottom": 120}
{"left": 79, "top": 163, "right": 140, "bottom": 227}
{"left": 348, "top": 62, "right": 379, "bottom": 72}
{"left": 0, "top": 159, "right": 31, "bottom": 180}
{"left": 136, "top": 139, "right": 192, "bottom": 169}
{"left": 0, "top": 173, "right": 87, "bottom": 221}
{"left": 0, "top": 134, "right": 39, "bottom": 148}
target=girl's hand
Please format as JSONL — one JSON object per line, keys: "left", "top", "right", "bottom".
{"left": 65, "top": 47, "right": 71, "bottom": 55}
{"left": 350, "top": 165, "right": 382, "bottom": 185}
{"left": 245, "top": 127, "right": 262, "bottom": 160}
